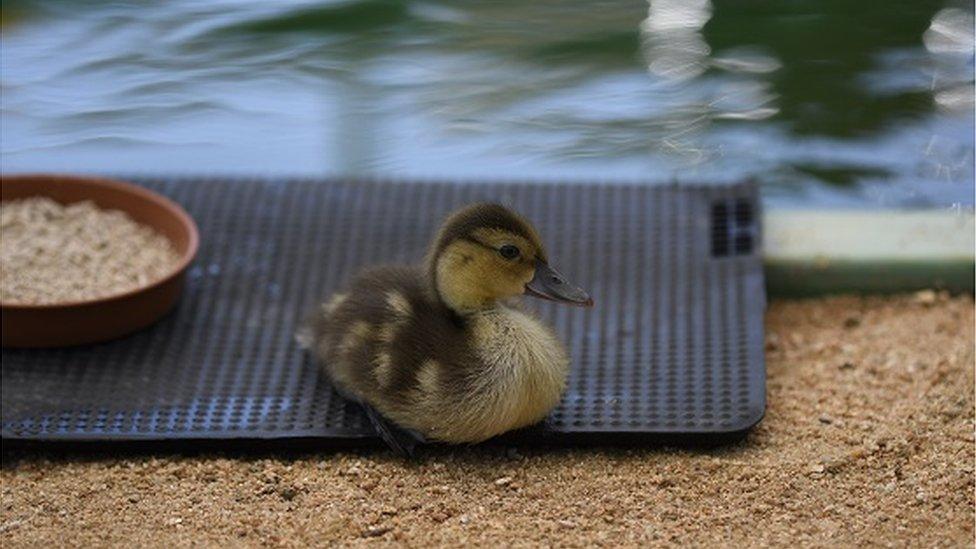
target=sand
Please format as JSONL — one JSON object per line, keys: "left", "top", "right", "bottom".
{"left": 2, "top": 294, "right": 973, "bottom": 547}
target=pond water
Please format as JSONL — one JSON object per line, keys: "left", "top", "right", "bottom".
{"left": 1, "top": 0, "right": 973, "bottom": 207}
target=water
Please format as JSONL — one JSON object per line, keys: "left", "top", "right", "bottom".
{"left": 2, "top": 0, "right": 973, "bottom": 207}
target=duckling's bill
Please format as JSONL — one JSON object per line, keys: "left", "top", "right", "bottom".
{"left": 525, "top": 261, "right": 593, "bottom": 307}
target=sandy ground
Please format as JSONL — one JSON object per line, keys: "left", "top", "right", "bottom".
{"left": 1, "top": 294, "right": 973, "bottom": 547}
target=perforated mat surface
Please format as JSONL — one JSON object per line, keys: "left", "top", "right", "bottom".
{"left": 1, "top": 178, "right": 765, "bottom": 445}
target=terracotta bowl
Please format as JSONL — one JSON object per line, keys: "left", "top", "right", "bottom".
{"left": 1, "top": 174, "right": 199, "bottom": 348}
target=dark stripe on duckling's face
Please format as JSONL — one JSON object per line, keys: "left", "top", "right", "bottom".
{"left": 428, "top": 203, "right": 592, "bottom": 311}
{"left": 433, "top": 238, "right": 537, "bottom": 312}
{"left": 430, "top": 203, "right": 547, "bottom": 264}
{"left": 463, "top": 231, "right": 592, "bottom": 307}
{"left": 459, "top": 235, "right": 533, "bottom": 266}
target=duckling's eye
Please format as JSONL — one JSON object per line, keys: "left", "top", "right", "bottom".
{"left": 498, "top": 244, "right": 520, "bottom": 260}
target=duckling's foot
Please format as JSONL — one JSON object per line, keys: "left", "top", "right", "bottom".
{"left": 362, "top": 404, "right": 426, "bottom": 458}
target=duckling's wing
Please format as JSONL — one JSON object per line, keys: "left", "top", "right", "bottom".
{"left": 362, "top": 402, "right": 427, "bottom": 458}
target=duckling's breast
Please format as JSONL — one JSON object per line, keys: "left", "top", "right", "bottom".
{"left": 461, "top": 307, "right": 570, "bottom": 436}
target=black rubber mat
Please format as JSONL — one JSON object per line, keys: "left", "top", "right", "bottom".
{"left": 1, "top": 178, "right": 765, "bottom": 446}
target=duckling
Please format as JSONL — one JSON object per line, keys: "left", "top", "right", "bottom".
{"left": 300, "top": 203, "right": 592, "bottom": 454}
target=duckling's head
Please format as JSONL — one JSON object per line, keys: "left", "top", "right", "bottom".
{"left": 426, "top": 203, "right": 592, "bottom": 313}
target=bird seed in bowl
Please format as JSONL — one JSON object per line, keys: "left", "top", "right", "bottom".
{"left": 0, "top": 196, "right": 181, "bottom": 305}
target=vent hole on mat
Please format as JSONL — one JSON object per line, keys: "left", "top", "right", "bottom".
{"left": 735, "top": 234, "right": 753, "bottom": 254}
{"left": 734, "top": 199, "right": 753, "bottom": 227}
{"left": 711, "top": 199, "right": 756, "bottom": 257}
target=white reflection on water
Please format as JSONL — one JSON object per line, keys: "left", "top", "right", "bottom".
{"left": 640, "top": 0, "right": 712, "bottom": 82}
{"left": 639, "top": 1, "right": 780, "bottom": 164}
{"left": 924, "top": 8, "right": 975, "bottom": 55}
{"left": 924, "top": 8, "right": 975, "bottom": 113}
{"left": 711, "top": 52, "right": 782, "bottom": 75}
{"left": 916, "top": 7, "right": 975, "bottom": 190}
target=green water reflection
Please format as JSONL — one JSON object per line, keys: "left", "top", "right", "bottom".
{"left": 1, "top": 0, "right": 972, "bottom": 206}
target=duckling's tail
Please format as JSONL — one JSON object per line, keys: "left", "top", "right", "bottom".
{"left": 296, "top": 296, "right": 343, "bottom": 352}
{"left": 295, "top": 309, "right": 322, "bottom": 351}
{"left": 294, "top": 322, "right": 314, "bottom": 350}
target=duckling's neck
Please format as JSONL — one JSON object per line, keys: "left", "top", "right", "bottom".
{"left": 429, "top": 258, "right": 501, "bottom": 315}
{"left": 430, "top": 273, "right": 501, "bottom": 315}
